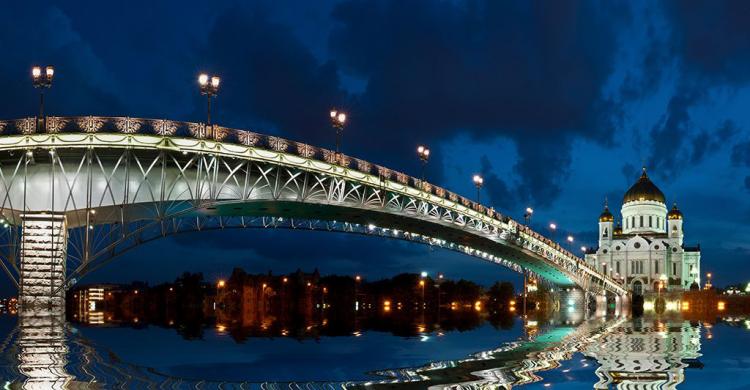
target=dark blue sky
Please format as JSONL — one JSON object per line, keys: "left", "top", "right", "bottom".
{"left": 1, "top": 0, "right": 749, "bottom": 295}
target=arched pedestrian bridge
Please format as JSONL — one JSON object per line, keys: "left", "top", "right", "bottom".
{"left": 0, "top": 116, "right": 627, "bottom": 307}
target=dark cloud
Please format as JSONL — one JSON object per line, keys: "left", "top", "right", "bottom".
{"left": 732, "top": 140, "right": 750, "bottom": 191}
{"left": 646, "top": 85, "right": 737, "bottom": 178}
{"left": 479, "top": 155, "right": 516, "bottom": 212}
{"left": 328, "top": 0, "right": 627, "bottom": 205}
{"left": 634, "top": 2, "right": 750, "bottom": 181}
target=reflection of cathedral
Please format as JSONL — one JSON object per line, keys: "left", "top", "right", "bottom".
{"left": 584, "top": 319, "right": 703, "bottom": 389}
{"left": 585, "top": 169, "right": 701, "bottom": 294}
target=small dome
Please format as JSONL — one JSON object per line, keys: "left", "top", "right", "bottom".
{"left": 599, "top": 206, "right": 614, "bottom": 222}
{"left": 613, "top": 222, "right": 622, "bottom": 235}
{"left": 623, "top": 167, "right": 666, "bottom": 204}
{"left": 668, "top": 203, "right": 683, "bottom": 220}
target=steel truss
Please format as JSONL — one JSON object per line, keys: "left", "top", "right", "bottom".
{"left": 0, "top": 117, "right": 626, "bottom": 296}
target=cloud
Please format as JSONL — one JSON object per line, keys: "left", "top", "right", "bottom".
{"left": 732, "top": 139, "right": 750, "bottom": 191}
{"left": 328, "top": 0, "right": 627, "bottom": 205}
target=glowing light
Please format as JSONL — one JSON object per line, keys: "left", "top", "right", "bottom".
{"left": 198, "top": 73, "right": 209, "bottom": 85}
{"left": 526, "top": 207, "right": 534, "bottom": 214}
{"left": 217, "top": 280, "right": 226, "bottom": 288}
{"left": 45, "top": 66, "right": 54, "bottom": 78}
{"left": 549, "top": 223, "right": 557, "bottom": 230}
{"left": 643, "top": 301, "right": 655, "bottom": 311}
{"left": 718, "top": 301, "right": 726, "bottom": 311}
{"left": 681, "top": 301, "right": 690, "bottom": 311}
{"left": 420, "top": 271, "right": 428, "bottom": 278}
{"left": 210, "top": 76, "right": 220, "bottom": 88}
{"left": 32, "top": 66, "right": 41, "bottom": 78}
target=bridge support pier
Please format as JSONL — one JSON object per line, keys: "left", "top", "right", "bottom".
{"left": 19, "top": 213, "right": 68, "bottom": 310}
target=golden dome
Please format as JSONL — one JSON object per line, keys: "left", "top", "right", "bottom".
{"left": 623, "top": 167, "right": 665, "bottom": 204}
{"left": 668, "top": 203, "right": 683, "bottom": 220}
{"left": 599, "top": 206, "right": 614, "bottom": 222}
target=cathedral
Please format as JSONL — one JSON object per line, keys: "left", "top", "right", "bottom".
{"left": 584, "top": 168, "right": 701, "bottom": 295}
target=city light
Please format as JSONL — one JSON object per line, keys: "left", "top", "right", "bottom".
{"left": 549, "top": 223, "right": 557, "bottom": 230}
{"left": 566, "top": 235, "right": 574, "bottom": 243}
{"left": 217, "top": 280, "right": 226, "bottom": 288}
{"left": 524, "top": 207, "right": 534, "bottom": 224}
{"left": 420, "top": 271, "right": 428, "bottom": 278}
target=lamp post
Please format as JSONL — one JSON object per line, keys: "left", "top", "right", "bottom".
{"left": 548, "top": 223, "right": 557, "bottom": 241}
{"left": 473, "top": 174, "right": 484, "bottom": 203}
{"left": 31, "top": 65, "right": 54, "bottom": 132}
{"left": 566, "top": 235, "right": 574, "bottom": 251}
{"left": 419, "top": 279, "right": 425, "bottom": 308}
{"left": 523, "top": 207, "right": 534, "bottom": 225}
{"left": 417, "top": 145, "right": 430, "bottom": 184}
{"left": 330, "top": 109, "right": 347, "bottom": 161}
{"left": 198, "top": 73, "right": 220, "bottom": 137}
{"left": 354, "top": 274, "right": 361, "bottom": 311}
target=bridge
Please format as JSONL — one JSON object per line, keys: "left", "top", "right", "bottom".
{"left": 0, "top": 116, "right": 627, "bottom": 308}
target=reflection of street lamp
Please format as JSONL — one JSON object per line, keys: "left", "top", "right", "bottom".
{"left": 31, "top": 65, "right": 55, "bottom": 132}
{"left": 524, "top": 207, "right": 534, "bottom": 225}
{"left": 473, "top": 175, "right": 484, "bottom": 203}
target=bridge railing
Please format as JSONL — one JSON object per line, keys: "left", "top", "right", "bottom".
{"left": 0, "top": 116, "right": 624, "bottom": 293}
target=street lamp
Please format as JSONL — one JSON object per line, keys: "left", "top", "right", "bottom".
{"left": 198, "top": 73, "right": 220, "bottom": 136}
{"left": 417, "top": 145, "right": 430, "bottom": 183}
{"left": 524, "top": 207, "right": 534, "bottom": 225}
{"left": 330, "top": 109, "right": 347, "bottom": 158}
{"left": 31, "top": 65, "right": 54, "bottom": 132}
{"left": 419, "top": 279, "right": 426, "bottom": 306}
{"left": 473, "top": 174, "right": 484, "bottom": 203}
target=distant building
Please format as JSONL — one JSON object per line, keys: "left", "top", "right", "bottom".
{"left": 585, "top": 168, "right": 701, "bottom": 295}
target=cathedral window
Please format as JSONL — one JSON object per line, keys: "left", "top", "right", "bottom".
{"left": 673, "top": 263, "right": 677, "bottom": 276}
{"left": 649, "top": 216, "right": 652, "bottom": 227}
{"left": 640, "top": 216, "right": 644, "bottom": 227}
{"left": 632, "top": 216, "right": 635, "bottom": 228}
{"left": 616, "top": 262, "right": 620, "bottom": 274}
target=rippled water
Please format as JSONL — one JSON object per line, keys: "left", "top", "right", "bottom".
{"left": 2, "top": 309, "right": 750, "bottom": 389}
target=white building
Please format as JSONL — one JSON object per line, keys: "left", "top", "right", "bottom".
{"left": 585, "top": 168, "right": 701, "bottom": 295}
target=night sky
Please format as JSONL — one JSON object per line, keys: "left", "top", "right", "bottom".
{"left": 1, "top": 1, "right": 749, "bottom": 296}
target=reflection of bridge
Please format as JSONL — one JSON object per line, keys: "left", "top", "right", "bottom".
{"left": 3, "top": 310, "right": 704, "bottom": 389}
{"left": 0, "top": 116, "right": 625, "bottom": 307}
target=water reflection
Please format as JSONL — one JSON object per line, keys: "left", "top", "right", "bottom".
{"left": 4, "top": 305, "right": 750, "bottom": 388}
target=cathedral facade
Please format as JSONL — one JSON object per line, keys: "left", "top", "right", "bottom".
{"left": 584, "top": 168, "right": 701, "bottom": 295}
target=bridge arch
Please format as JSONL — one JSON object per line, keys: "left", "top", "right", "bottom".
{"left": 0, "top": 116, "right": 626, "bottom": 306}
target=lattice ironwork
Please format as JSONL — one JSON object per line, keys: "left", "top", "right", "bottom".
{"left": 0, "top": 117, "right": 626, "bottom": 296}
